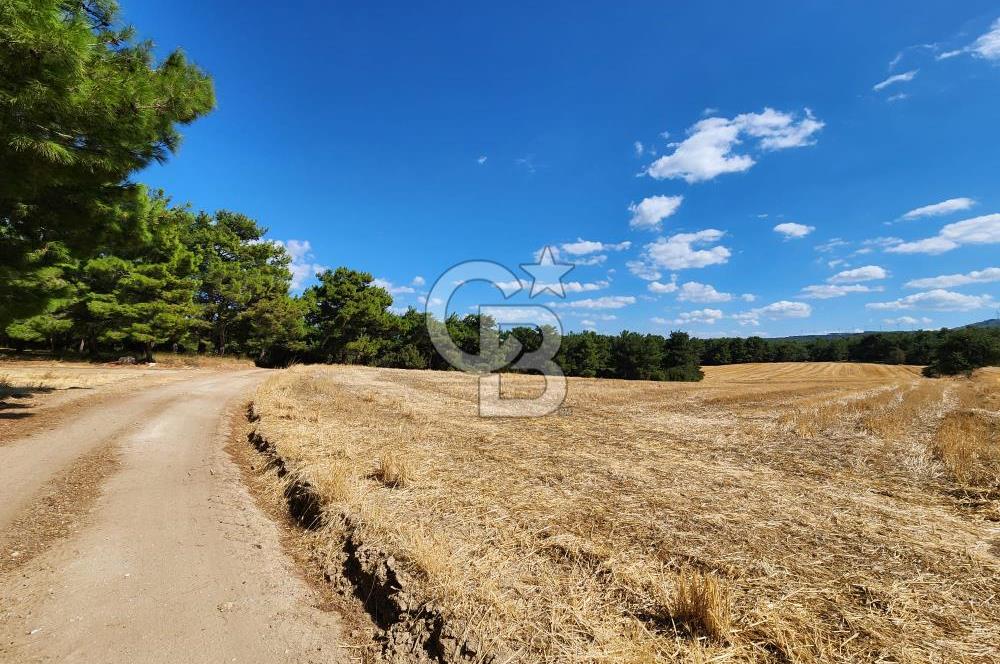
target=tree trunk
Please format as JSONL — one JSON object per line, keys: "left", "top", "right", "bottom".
{"left": 143, "top": 342, "right": 154, "bottom": 363}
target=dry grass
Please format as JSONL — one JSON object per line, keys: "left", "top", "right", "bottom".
{"left": 0, "top": 354, "right": 250, "bottom": 393}
{"left": 933, "top": 410, "right": 999, "bottom": 486}
{"left": 250, "top": 362, "right": 1000, "bottom": 663}
{"left": 373, "top": 450, "right": 414, "bottom": 488}
{"left": 147, "top": 352, "right": 255, "bottom": 369}
{"left": 0, "top": 364, "right": 158, "bottom": 392}
{"left": 668, "top": 570, "right": 732, "bottom": 643}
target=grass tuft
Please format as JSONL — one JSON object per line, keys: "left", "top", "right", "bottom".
{"left": 668, "top": 570, "right": 732, "bottom": 643}
{"left": 373, "top": 451, "right": 412, "bottom": 488}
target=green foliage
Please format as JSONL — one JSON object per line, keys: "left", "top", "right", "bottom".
{"left": 185, "top": 210, "right": 302, "bottom": 359}
{"left": 611, "top": 331, "right": 664, "bottom": 381}
{"left": 0, "top": 0, "right": 215, "bottom": 327}
{"left": 303, "top": 268, "right": 394, "bottom": 364}
{"left": 557, "top": 331, "right": 610, "bottom": 378}
{"left": 240, "top": 295, "right": 308, "bottom": 367}
{"left": 76, "top": 191, "right": 201, "bottom": 360}
{"left": 696, "top": 327, "right": 999, "bottom": 376}
{"left": 663, "top": 331, "right": 704, "bottom": 381}
{"left": 923, "top": 328, "right": 1000, "bottom": 377}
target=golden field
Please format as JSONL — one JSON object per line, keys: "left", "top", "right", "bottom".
{"left": 247, "top": 363, "right": 1000, "bottom": 663}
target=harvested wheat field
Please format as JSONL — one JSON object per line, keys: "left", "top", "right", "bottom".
{"left": 247, "top": 363, "right": 1000, "bottom": 663}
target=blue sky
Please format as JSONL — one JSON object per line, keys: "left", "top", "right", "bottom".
{"left": 127, "top": 1, "right": 1000, "bottom": 337}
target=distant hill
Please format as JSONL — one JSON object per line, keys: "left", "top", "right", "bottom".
{"left": 773, "top": 318, "right": 999, "bottom": 342}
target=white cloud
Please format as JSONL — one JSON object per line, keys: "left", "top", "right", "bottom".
{"left": 647, "top": 275, "right": 678, "bottom": 294}
{"left": 773, "top": 222, "right": 815, "bottom": 239}
{"left": 884, "top": 316, "right": 933, "bottom": 326}
{"left": 495, "top": 278, "right": 610, "bottom": 294}
{"left": 901, "top": 197, "right": 976, "bottom": 220}
{"left": 886, "top": 236, "right": 957, "bottom": 255}
{"left": 549, "top": 296, "right": 636, "bottom": 310}
{"left": 740, "top": 108, "right": 825, "bottom": 150}
{"left": 628, "top": 195, "right": 684, "bottom": 231}
{"left": 627, "top": 260, "right": 662, "bottom": 281}
{"left": 418, "top": 295, "right": 444, "bottom": 307}
{"left": 412, "top": 275, "right": 426, "bottom": 287}
{"left": 475, "top": 306, "right": 557, "bottom": 324}
{"left": 931, "top": 21, "right": 1000, "bottom": 63}
{"left": 972, "top": 18, "right": 1000, "bottom": 60}
{"left": 887, "top": 93, "right": 908, "bottom": 103}
{"left": 677, "top": 281, "right": 732, "bottom": 303}
{"left": 535, "top": 245, "right": 608, "bottom": 267}
{"left": 740, "top": 293, "right": 756, "bottom": 302}
{"left": 633, "top": 141, "right": 644, "bottom": 156}
{"left": 560, "top": 239, "right": 631, "bottom": 255}
{"left": 515, "top": 155, "right": 537, "bottom": 173}
{"left": 581, "top": 319, "right": 597, "bottom": 328}
{"left": 800, "top": 284, "right": 882, "bottom": 299}
{"left": 866, "top": 289, "right": 995, "bottom": 312}
{"left": 905, "top": 267, "right": 1000, "bottom": 289}
{"left": 644, "top": 108, "right": 823, "bottom": 183}
{"left": 828, "top": 259, "right": 847, "bottom": 269}
{"left": 373, "top": 278, "right": 416, "bottom": 295}
{"left": 274, "top": 239, "right": 327, "bottom": 290}
{"left": 734, "top": 300, "right": 812, "bottom": 326}
{"left": 673, "top": 308, "right": 725, "bottom": 325}
{"left": 563, "top": 280, "right": 610, "bottom": 293}
{"left": 828, "top": 265, "right": 888, "bottom": 283}
{"left": 477, "top": 155, "right": 487, "bottom": 165}
{"left": 873, "top": 69, "right": 918, "bottom": 92}
{"left": 492, "top": 279, "right": 526, "bottom": 291}
{"left": 861, "top": 236, "right": 903, "bottom": 249}
{"left": 887, "top": 213, "right": 1000, "bottom": 255}
{"left": 815, "top": 238, "right": 849, "bottom": 253}
{"left": 639, "top": 229, "right": 731, "bottom": 271}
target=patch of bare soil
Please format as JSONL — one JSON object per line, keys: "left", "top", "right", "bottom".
{"left": 0, "top": 443, "right": 120, "bottom": 575}
{"left": 0, "top": 369, "right": 348, "bottom": 664}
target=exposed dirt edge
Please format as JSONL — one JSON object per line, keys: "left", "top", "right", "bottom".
{"left": 245, "top": 405, "right": 491, "bottom": 664}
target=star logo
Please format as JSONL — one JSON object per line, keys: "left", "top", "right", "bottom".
{"left": 520, "top": 246, "right": 575, "bottom": 298}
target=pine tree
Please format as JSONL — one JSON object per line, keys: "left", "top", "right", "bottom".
{"left": 304, "top": 268, "right": 394, "bottom": 364}
{"left": 186, "top": 211, "right": 299, "bottom": 356}
{"left": 79, "top": 191, "right": 200, "bottom": 361}
{"left": 0, "top": 0, "right": 215, "bottom": 328}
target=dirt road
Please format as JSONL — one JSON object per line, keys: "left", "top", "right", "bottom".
{"left": 0, "top": 370, "right": 346, "bottom": 663}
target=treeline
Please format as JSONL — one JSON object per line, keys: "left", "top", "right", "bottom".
{"left": 548, "top": 326, "right": 1000, "bottom": 380}
{"left": 696, "top": 328, "right": 1000, "bottom": 377}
